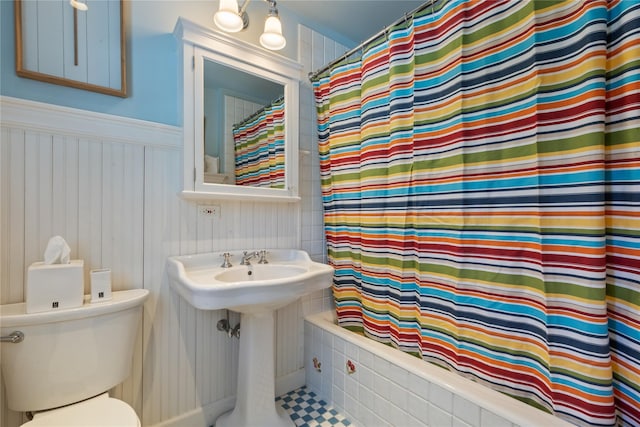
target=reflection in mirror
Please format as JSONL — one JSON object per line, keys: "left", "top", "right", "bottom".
{"left": 203, "top": 59, "right": 284, "bottom": 186}
{"left": 232, "top": 96, "right": 285, "bottom": 188}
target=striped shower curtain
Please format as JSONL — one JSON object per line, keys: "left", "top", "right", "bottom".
{"left": 312, "top": 1, "right": 639, "bottom": 425}
{"left": 233, "top": 97, "right": 285, "bottom": 188}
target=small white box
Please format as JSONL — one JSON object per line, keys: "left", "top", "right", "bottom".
{"left": 90, "top": 268, "right": 112, "bottom": 303}
{"left": 26, "top": 260, "right": 84, "bottom": 313}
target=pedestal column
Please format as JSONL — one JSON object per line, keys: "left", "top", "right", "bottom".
{"left": 215, "top": 310, "right": 294, "bottom": 427}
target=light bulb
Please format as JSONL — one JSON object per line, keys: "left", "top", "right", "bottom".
{"left": 214, "top": 0, "right": 243, "bottom": 33}
{"left": 260, "top": 15, "right": 286, "bottom": 50}
{"left": 69, "top": 0, "right": 88, "bottom": 11}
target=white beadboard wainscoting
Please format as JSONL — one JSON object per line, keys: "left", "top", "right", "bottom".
{"left": 0, "top": 96, "right": 311, "bottom": 427}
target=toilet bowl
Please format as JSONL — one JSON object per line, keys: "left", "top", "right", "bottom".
{"left": 0, "top": 289, "right": 149, "bottom": 426}
{"left": 22, "top": 393, "right": 140, "bottom": 427}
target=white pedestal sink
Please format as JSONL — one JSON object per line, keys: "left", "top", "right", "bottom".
{"left": 166, "top": 250, "right": 334, "bottom": 427}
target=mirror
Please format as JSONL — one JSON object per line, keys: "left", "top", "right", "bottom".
{"left": 175, "top": 18, "right": 302, "bottom": 202}
{"left": 203, "top": 59, "right": 284, "bottom": 187}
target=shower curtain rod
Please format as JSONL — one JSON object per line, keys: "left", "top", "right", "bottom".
{"left": 308, "top": 0, "right": 435, "bottom": 82}
{"left": 233, "top": 95, "right": 284, "bottom": 129}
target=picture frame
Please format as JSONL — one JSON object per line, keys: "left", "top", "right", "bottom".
{"left": 14, "top": 0, "right": 127, "bottom": 97}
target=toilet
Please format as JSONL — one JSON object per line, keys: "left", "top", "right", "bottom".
{"left": 0, "top": 288, "right": 149, "bottom": 426}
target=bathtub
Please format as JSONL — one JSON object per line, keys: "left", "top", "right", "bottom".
{"left": 304, "top": 310, "right": 575, "bottom": 427}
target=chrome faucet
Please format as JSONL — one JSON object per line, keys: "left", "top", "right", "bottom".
{"left": 257, "top": 249, "right": 269, "bottom": 264}
{"left": 241, "top": 251, "right": 258, "bottom": 265}
{"left": 220, "top": 252, "right": 233, "bottom": 268}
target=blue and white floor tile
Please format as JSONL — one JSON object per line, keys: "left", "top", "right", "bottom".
{"left": 277, "top": 387, "right": 352, "bottom": 427}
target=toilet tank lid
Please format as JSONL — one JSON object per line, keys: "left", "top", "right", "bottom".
{"left": 22, "top": 393, "right": 140, "bottom": 427}
{"left": 0, "top": 289, "right": 149, "bottom": 328}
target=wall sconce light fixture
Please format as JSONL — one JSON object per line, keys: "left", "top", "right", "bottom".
{"left": 214, "top": 0, "right": 286, "bottom": 51}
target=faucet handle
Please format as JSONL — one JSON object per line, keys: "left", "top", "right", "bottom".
{"left": 257, "top": 250, "right": 269, "bottom": 264}
{"left": 241, "top": 251, "right": 254, "bottom": 265}
{"left": 220, "top": 252, "right": 233, "bottom": 268}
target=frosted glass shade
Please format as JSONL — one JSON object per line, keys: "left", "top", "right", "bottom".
{"left": 214, "top": 0, "right": 243, "bottom": 33}
{"left": 260, "top": 15, "right": 286, "bottom": 50}
{"left": 69, "top": 0, "right": 88, "bottom": 11}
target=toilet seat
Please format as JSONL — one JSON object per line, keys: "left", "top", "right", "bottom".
{"left": 22, "top": 393, "right": 140, "bottom": 427}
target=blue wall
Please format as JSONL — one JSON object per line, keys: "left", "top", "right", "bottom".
{"left": 1, "top": 1, "right": 354, "bottom": 126}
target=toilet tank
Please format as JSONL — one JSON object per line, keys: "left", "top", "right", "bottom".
{"left": 0, "top": 289, "right": 149, "bottom": 412}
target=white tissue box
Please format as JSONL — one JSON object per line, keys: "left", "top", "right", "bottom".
{"left": 26, "top": 260, "right": 84, "bottom": 313}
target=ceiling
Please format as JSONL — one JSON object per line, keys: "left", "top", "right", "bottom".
{"left": 278, "top": 0, "right": 426, "bottom": 46}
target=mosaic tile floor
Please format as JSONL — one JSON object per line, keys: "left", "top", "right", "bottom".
{"left": 277, "top": 387, "right": 352, "bottom": 427}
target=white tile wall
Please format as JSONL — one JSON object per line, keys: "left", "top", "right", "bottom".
{"left": 304, "top": 316, "right": 511, "bottom": 427}
{"left": 305, "top": 311, "right": 577, "bottom": 427}
{"left": 297, "top": 25, "right": 348, "bottom": 254}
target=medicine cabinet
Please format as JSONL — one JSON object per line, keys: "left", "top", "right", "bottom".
{"left": 174, "top": 18, "right": 302, "bottom": 202}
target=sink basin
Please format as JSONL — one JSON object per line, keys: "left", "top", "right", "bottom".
{"left": 166, "top": 249, "right": 334, "bottom": 427}
{"left": 214, "top": 265, "right": 307, "bottom": 283}
{"left": 166, "top": 249, "right": 334, "bottom": 313}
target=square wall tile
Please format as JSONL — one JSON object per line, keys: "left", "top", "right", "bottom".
{"left": 373, "top": 374, "right": 392, "bottom": 401}
{"left": 409, "top": 374, "right": 430, "bottom": 399}
{"left": 408, "top": 390, "right": 430, "bottom": 421}
{"left": 429, "top": 402, "right": 453, "bottom": 427}
{"left": 430, "top": 383, "right": 453, "bottom": 413}
{"left": 454, "top": 395, "right": 480, "bottom": 427}
{"left": 359, "top": 383, "right": 375, "bottom": 411}
{"left": 359, "top": 349, "right": 374, "bottom": 369}
{"left": 480, "top": 409, "right": 514, "bottom": 427}
{"left": 373, "top": 393, "right": 392, "bottom": 424}
{"left": 358, "top": 365, "right": 374, "bottom": 390}
{"left": 389, "top": 379, "right": 408, "bottom": 411}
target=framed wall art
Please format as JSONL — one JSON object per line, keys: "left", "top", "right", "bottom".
{"left": 14, "top": 0, "right": 127, "bottom": 97}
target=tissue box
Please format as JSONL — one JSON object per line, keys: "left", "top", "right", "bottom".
{"left": 26, "top": 260, "right": 84, "bottom": 313}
